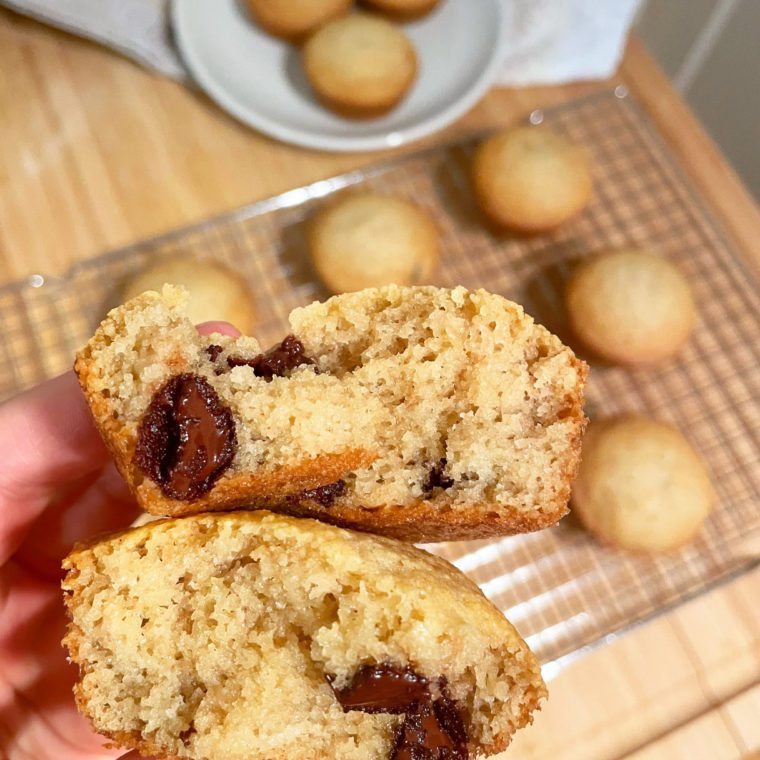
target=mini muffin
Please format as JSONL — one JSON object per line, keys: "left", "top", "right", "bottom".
{"left": 63, "top": 511, "right": 546, "bottom": 759}
{"left": 309, "top": 193, "right": 438, "bottom": 293}
{"left": 244, "top": 0, "right": 352, "bottom": 41}
{"left": 121, "top": 257, "right": 256, "bottom": 333}
{"left": 572, "top": 416, "right": 715, "bottom": 552}
{"left": 472, "top": 126, "right": 593, "bottom": 233}
{"left": 566, "top": 249, "right": 696, "bottom": 365}
{"left": 361, "top": 0, "right": 440, "bottom": 19}
{"left": 75, "top": 284, "right": 587, "bottom": 541}
{"left": 303, "top": 14, "right": 418, "bottom": 118}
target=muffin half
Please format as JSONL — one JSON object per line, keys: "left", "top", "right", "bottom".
{"left": 75, "top": 284, "right": 587, "bottom": 541}
{"left": 63, "top": 511, "right": 546, "bottom": 759}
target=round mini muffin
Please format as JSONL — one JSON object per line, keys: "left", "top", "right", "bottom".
{"left": 572, "top": 416, "right": 715, "bottom": 552}
{"left": 244, "top": 0, "right": 352, "bottom": 41}
{"left": 303, "top": 14, "right": 418, "bottom": 118}
{"left": 121, "top": 257, "right": 255, "bottom": 333}
{"left": 309, "top": 193, "right": 438, "bottom": 293}
{"left": 361, "top": 0, "right": 440, "bottom": 19}
{"left": 472, "top": 125, "right": 593, "bottom": 232}
{"left": 566, "top": 249, "right": 696, "bottom": 365}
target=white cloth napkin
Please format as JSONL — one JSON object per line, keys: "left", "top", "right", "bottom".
{"left": 497, "top": 0, "right": 641, "bottom": 85}
{"left": 1, "top": 0, "right": 639, "bottom": 85}
{"left": 1, "top": 0, "right": 187, "bottom": 79}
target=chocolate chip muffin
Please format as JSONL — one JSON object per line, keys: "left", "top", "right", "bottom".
{"left": 63, "top": 511, "right": 545, "bottom": 760}
{"left": 361, "top": 0, "right": 440, "bottom": 20}
{"left": 75, "top": 284, "right": 587, "bottom": 541}
{"left": 120, "top": 256, "right": 256, "bottom": 334}
{"left": 309, "top": 192, "right": 439, "bottom": 293}
{"left": 303, "top": 14, "right": 418, "bottom": 118}
{"left": 472, "top": 126, "right": 593, "bottom": 233}
{"left": 566, "top": 249, "right": 696, "bottom": 366}
{"left": 572, "top": 416, "right": 715, "bottom": 552}
{"left": 245, "top": 0, "right": 352, "bottom": 41}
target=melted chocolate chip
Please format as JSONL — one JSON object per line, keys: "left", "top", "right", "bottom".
{"left": 134, "top": 373, "right": 236, "bottom": 500}
{"left": 332, "top": 665, "right": 469, "bottom": 759}
{"left": 225, "top": 355, "right": 259, "bottom": 369}
{"left": 431, "top": 690, "right": 468, "bottom": 752}
{"left": 392, "top": 699, "right": 468, "bottom": 760}
{"left": 227, "top": 335, "right": 314, "bottom": 381}
{"left": 287, "top": 479, "right": 346, "bottom": 508}
{"left": 333, "top": 664, "right": 430, "bottom": 714}
{"left": 179, "top": 725, "right": 196, "bottom": 747}
{"left": 424, "top": 459, "right": 454, "bottom": 493}
{"left": 206, "top": 344, "right": 223, "bottom": 362}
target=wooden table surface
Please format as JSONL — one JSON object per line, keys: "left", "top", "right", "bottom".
{"left": 1, "top": 9, "right": 758, "bottom": 759}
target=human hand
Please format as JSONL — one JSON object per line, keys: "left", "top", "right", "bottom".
{"left": 0, "top": 322, "right": 239, "bottom": 760}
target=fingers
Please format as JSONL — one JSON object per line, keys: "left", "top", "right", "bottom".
{"left": 196, "top": 321, "right": 241, "bottom": 338}
{"left": 0, "top": 373, "right": 107, "bottom": 492}
{"left": 14, "top": 462, "right": 139, "bottom": 579}
{"left": 0, "top": 322, "right": 242, "bottom": 567}
{"left": 0, "top": 373, "right": 109, "bottom": 565}
{"left": 0, "top": 564, "right": 124, "bottom": 760}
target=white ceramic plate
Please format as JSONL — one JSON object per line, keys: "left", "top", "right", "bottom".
{"left": 172, "top": 0, "right": 504, "bottom": 152}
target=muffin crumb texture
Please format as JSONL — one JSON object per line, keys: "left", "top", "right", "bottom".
{"left": 63, "top": 511, "right": 546, "bottom": 759}
{"left": 76, "top": 284, "right": 586, "bottom": 539}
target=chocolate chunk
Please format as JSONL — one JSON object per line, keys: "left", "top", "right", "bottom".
{"left": 391, "top": 698, "right": 468, "bottom": 760}
{"left": 225, "top": 355, "right": 259, "bottom": 370}
{"left": 179, "top": 724, "right": 196, "bottom": 747}
{"left": 333, "top": 665, "right": 469, "bottom": 759}
{"left": 227, "top": 335, "right": 314, "bottom": 381}
{"left": 206, "top": 344, "right": 223, "bottom": 362}
{"left": 134, "top": 373, "right": 236, "bottom": 500}
{"left": 287, "top": 479, "right": 346, "bottom": 508}
{"left": 259, "top": 334, "right": 314, "bottom": 376}
{"left": 430, "top": 689, "right": 468, "bottom": 753}
{"left": 424, "top": 459, "right": 454, "bottom": 492}
{"left": 332, "top": 664, "right": 430, "bottom": 714}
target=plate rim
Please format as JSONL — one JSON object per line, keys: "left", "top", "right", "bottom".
{"left": 171, "top": 0, "right": 505, "bottom": 153}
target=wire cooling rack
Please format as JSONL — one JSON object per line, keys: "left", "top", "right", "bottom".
{"left": 1, "top": 89, "right": 759, "bottom": 672}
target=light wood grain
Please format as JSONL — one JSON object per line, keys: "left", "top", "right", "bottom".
{"left": 505, "top": 567, "right": 760, "bottom": 759}
{"left": 0, "top": 7, "right": 598, "bottom": 281}
{"left": 621, "top": 682, "right": 760, "bottom": 759}
{"left": 722, "top": 684, "right": 760, "bottom": 756}
{"left": 1, "top": 9, "right": 759, "bottom": 758}
{"left": 625, "top": 712, "right": 744, "bottom": 760}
